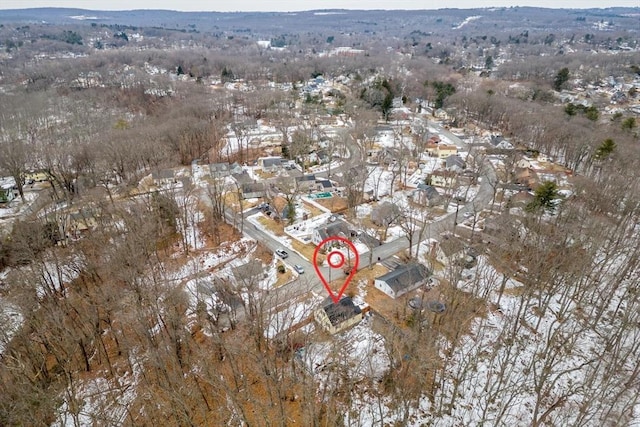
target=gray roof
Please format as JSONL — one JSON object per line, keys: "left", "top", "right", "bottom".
{"left": 232, "top": 172, "right": 254, "bottom": 185}
{"left": 316, "top": 220, "right": 351, "bottom": 241}
{"left": 210, "top": 163, "right": 230, "bottom": 174}
{"left": 232, "top": 259, "right": 264, "bottom": 285}
{"left": 296, "top": 174, "right": 316, "bottom": 183}
{"left": 445, "top": 155, "right": 465, "bottom": 170}
{"left": 371, "top": 202, "right": 401, "bottom": 226}
{"left": 414, "top": 185, "right": 441, "bottom": 200}
{"left": 241, "top": 182, "right": 266, "bottom": 194}
{"left": 489, "top": 135, "right": 505, "bottom": 146}
{"left": 439, "top": 236, "right": 466, "bottom": 257}
{"left": 322, "top": 297, "right": 362, "bottom": 326}
{"left": 376, "top": 263, "right": 430, "bottom": 294}
{"left": 261, "top": 157, "right": 282, "bottom": 168}
{"left": 318, "top": 179, "right": 332, "bottom": 189}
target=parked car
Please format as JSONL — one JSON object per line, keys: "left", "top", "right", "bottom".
{"left": 294, "top": 265, "right": 305, "bottom": 274}
{"left": 275, "top": 249, "right": 289, "bottom": 259}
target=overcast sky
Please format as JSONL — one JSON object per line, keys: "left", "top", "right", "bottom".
{"left": 1, "top": 0, "right": 638, "bottom": 11}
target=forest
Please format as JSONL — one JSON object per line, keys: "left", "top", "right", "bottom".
{"left": 0, "top": 6, "right": 639, "bottom": 426}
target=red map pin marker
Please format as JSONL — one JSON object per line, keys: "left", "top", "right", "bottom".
{"left": 313, "top": 236, "right": 359, "bottom": 304}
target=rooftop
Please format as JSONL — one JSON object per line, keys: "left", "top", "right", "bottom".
{"left": 322, "top": 297, "right": 362, "bottom": 326}
{"left": 376, "top": 263, "right": 430, "bottom": 294}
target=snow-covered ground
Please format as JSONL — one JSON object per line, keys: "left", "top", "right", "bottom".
{"left": 364, "top": 166, "right": 394, "bottom": 198}
{"left": 298, "top": 315, "right": 389, "bottom": 379}
{"left": 53, "top": 351, "right": 143, "bottom": 427}
{"left": 265, "top": 293, "right": 323, "bottom": 339}
{"left": 0, "top": 296, "right": 22, "bottom": 354}
{"left": 0, "top": 191, "right": 39, "bottom": 220}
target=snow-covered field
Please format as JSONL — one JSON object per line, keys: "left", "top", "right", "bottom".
{"left": 364, "top": 166, "right": 394, "bottom": 198}
{"left": 298, "top": 315, "right": 389, "bottom": 379}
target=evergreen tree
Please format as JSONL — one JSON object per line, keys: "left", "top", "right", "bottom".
{"left": 594, "top": 138, "right": 616, "bottom": 160}
{"left": 527, "top": 181, "right": 559, "bottom": 213}
{"left": 553, "top": 67, "right": 570, "bottom": 91}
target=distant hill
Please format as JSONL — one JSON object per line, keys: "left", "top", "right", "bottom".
{"left": 0, "top": 7, "right": 638, "bottom": 34}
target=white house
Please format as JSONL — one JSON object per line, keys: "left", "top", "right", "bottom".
{"left": 374, "top": 263, "right": 431, "bottom": 299}
{"left": 258, "top": 156, "right": 283, "bottom": 172}
{"left": 429, "top": 170, "right": 457, "bottom": 188}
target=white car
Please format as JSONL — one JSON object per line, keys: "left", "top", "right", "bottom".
{"left": 294, "top": 265, "right": 305, "bottom": 274}
{"left": 275, "top": 249, "right": 289, "bottom": 259}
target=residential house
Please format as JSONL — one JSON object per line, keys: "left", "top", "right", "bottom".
{"left": 317, "top": 179, "right": 333, "bottom": 191}
{"left": 374, "top": 263, "right": 431, "bottom": 299}
{"left": 458, "top": 170, "right": 479, "bottom": 186}
{"left": 410, "top": 184, "right": 442, "bottom": 207}
{"left": 23, "top": 170, "right": 50, "bottom": 183}
{"left": 296, "top": 174, "right": 318, "bottom": 193}
{"left": 371, "top": 202, "right": 402, "bottom": 227}
{"left": 314, "top": 297, "right": 363, "bottom": 334}
{"left": 516, "top": 158, "right": 533, "bottom": 169}
{"left": 152, "top": 169, "right": 176, "bottom": 186}
{"left": 445, "top": 155, "right": 465, "bottom": 171}
{"left": 436, "top": 144, "right": 458, "bottom": 159}
{"left": 232, "top": 259, "right": 265, "bottom": 288}
{"left": 232, "top": 172, "right": 267, "bottom": 199}
{"left": 209, "top": 163, "right": 231, "bottom": 178}
{"left": 68, "top": 208, "right": 99, "bottom": 235}
{"left": 312, "top": 219, "right": 352, "bottom": 245}
{"left": 514, "top": 168, "right": 539, "bottom": 190}
{"left": 429, "top": 170, "right": 457, "bottom": 188}
{"left": 230, "top": 172, "right": 250, "bottom": 188}
{"left": 431, "top": 235, "right": 469, "bottom": 266}
{"left": 258, "top": 156, "right": 283, "bottom": 172}
{"left": 489, "top": 135, "right": 514, "bottom": 150}
{"left": 241, "top": 182, "right": 266, "bottom": 199}
{"left": 366, "top": 148, "right": 381, "bottom": 164}
{"left": 378, "top": 147, "right": 401, "bottom": 167}
{"left": 425, "top": 142, "right": 439, "bottom": 157}
{"left": 434, "top": 108, "right": 450, "bottom": 121}
{"left": 0, "top": 177, "right": 16, "bottom": 204}
{"left": 308, "top": 150, "right": 330, "bottom": 165}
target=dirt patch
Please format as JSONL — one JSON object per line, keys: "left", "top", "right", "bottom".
{"left": 322, "top": 263, "right": 389, "bottom": 299}
{"left": 258, "top": 216, "right": 285, "bottom": 236}
{"left": 302, "top": 200, "right": 324, "bottom": 217}
{"left": 254, "top": 169, "right": 276, "bottom": 180}
{"left": 316, "top": 196, "right": 348, "bottom": 213}
{"left": 254, "top": 242, "right": 276, "bottom": 264}
{"left": 291, "top": 240, "right": 316, "bottom": 262}
{"left": 274, "top": 263, "right": 295, "bottom": 288}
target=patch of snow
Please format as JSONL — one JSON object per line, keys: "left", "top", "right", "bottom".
{"left": 0, "top": 297, "right": 22, "bottom": 354}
